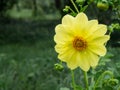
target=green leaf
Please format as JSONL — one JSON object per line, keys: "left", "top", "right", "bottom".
{"left": 76, "top": 85, "right": 84, "bottom": 90}
{"left": 80, "top": 5, "right": 88, "bottom": 12}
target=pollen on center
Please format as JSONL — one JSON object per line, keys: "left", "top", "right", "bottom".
{"left": 73, "top": 36, "right": 87, "bottom": 51}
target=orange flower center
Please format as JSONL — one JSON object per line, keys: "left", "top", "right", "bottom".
{"left": 73, "top": 37, "right": 87, "bottom": 51}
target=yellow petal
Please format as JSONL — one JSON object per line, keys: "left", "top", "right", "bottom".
{"left": 67, "top": 51, "right": 79, "bottom": 70}
{"left": 86, "top": 51, "right": 99, "bottom": 67}
{"left": 67, "top": 60, "right": 78, "bottom": 70}
{"left": 74, "top": 13, "right": 88, "bottom": 35}
{"left": 86, "top": 20, "right": 98, "bottom": 33}
{"left": 80, "top": 20, "right": 98, "bottom": 38}
{"left": 54, "top": 25, "right": 74, "bottom": 43}
{"left": 94, "top": 24, "right": 107, "bottom": 36}
{"left": 77, "top": 51, "right": 90, "bottom": 71}
{"left": 58, "top": 48, "right": 78, "bottom": 70}
{"left": 88, "top": 45, "right": 107, "bottom": 56}
{"left": 77, "top": 50, "right": 99, "bottom": 71}
{"left": 62, "top": 14, "right": 74, "bottom": 25}
{"left": 57, "top": 43, "right": 75, "bottom": 61}
{"left": 88, "top": 35, "right": 110, "bottom": 45}
{"left": 75, "top": 13, "right": 88, "bottom": 23}
{"left": 56, "top": 43, "right": 79, "bottom": 70}
{"left": 55, "top": 44, "right": 67, "bottom": 53}
{"left": 55, "top": 41, "right": 72, "bottom": 53}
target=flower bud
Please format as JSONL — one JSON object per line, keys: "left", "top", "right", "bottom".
{"left": 108, "top": 79, "right": 119, "bottom": 86}
{"left": 63, "top": 6, "right": 70, "bottom": 12}
{"left": 54, "top": 63, "right": 64, "bottom": 71}
{"left": 108, "top": 25, "right": 113, "bottom": 32}
{"left": 97, "top": 0, "right": 109, "bottom": 11}
{"left": 76, "top": 0, "right": 85, "bottom": 5}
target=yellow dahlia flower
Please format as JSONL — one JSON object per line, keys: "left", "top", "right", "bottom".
{"left": 54, "top": 12, "right": 110, "bottom": 71}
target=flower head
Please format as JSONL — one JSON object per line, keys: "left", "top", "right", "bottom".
{"left": 54, "top": 12, "right": 110, "bottom": 71}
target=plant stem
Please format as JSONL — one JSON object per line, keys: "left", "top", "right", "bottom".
{"left": 60, "top": 61, "right": 62, "bottom": 65}
{"left": 69, "top": 7, "right": 76, "bottom": 13}
{"left": 71, "top": 70, "right": 76, "bottom": 90}
{"left": 84, "top": 71, "right": 89, "bottom": 90}
{"left": 70, "top": 0, "right": 79, "bottom": 13}
{"left": 90, "top": 68, "right": 96, "bottom": 90}
{"left": 93, "top": 71, "right": 113, "bottom": 90}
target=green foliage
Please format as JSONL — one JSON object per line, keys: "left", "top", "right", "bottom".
{"left": 0, "top": 40, "right": 58, "bottom": 90}
{"left": 54, "top": 63, "right": 64, "bottom": 71}
{"left": 60, "top": 87, "right": 70, "bottom": 90}
{"left": 0, "top": 19, "right": 58, "bottom": 44}
{"left": 62, "top": 0, "right": 120, "bottom": 24}
{"left": 108, "top": 23, "right": 120, "bottom": 32}
{"left": 0, "top": 0, "right": 17, "bottom": 17}
{"left": 98, "top": 52, "right": 113, "bottom": 66}
{"left": 97, "top": 0, "right": 109, "bottom": 11}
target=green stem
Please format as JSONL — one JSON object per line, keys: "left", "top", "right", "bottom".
{"left": 69, "top": 7, "right": 76, "bottom": 13}
{"left": 71, "top": 70, "right": 76, "bottom": 90}
{"left": 84, "top": 71, "right": 89, "bottom": 90}
{"left": 60, "top": 61, "right": 62, "bottom": 65}
{"left": 108, "top": 31, "right": 112, "bottom": 36}
{"left": 93, "top": 71, "right": 113, "bottom": 90}
{"left": 70, "top": 0, "right": 79, "bottom": 13}
{"left": 91, "top": 70, "right": 94, "bottom": 84}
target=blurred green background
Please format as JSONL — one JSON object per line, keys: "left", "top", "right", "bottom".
{"left": 0, "top": 0, "right": 120, "bottom": 90}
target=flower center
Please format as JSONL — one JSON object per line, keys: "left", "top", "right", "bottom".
{"left": 73, "top": 37, "right": 87, "bottom": 51}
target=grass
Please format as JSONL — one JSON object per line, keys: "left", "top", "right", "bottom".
{"left": 0, "top": 17, "right": 61, "bottom": 89}
{"left": 0, "top": 39, "right": 60, "bottom": 90}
